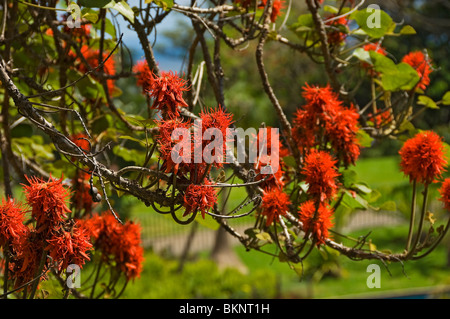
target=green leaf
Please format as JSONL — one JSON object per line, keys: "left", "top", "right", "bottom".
{"left": 399, "top": 25, "right": 416, "bottom": 35}
{"left": 112, "top": 145, "right": 145, "bottom": 164}
{"left": 356, "top": 129, "right": 374, "bottom": 148}
{"left": 146, "top": 0, "right": 174, "bottom": 11}
{"left": 104, "top": 1, "right": 135, "bottom": 22}
{"left": 353, "top": 183, "right": 372, "bottom": 195}
{"left": 369, "top": 51, "right": 420, "bottom": 91}
{"left": 255, "top": 232, "right": 273, "bottom": 243}
{"left": 341, "top": 169, "right": 358, "bottom": 188}
{"left": 342, "top": 190, "right": 369, "bottom": 210}
{"left": 119, "top": 135, "right": 146, "bottom": 147}
{"left": 379, "top": 201, "right": 396, "bottom": 211}
{"left": 351, "top": 8, "right": 393, "bottom": 39}
{"left": 441, "top": 91, "right": 450, "bottom": 105}
{"left": 78, "top": 0, "right": 111, "bottom": 7}
{"left": 282, "top": 155, "right": 297, "bottom": 168}
{"left": 352, "top": 47, "right": 371, "bottom": 64}
{"left": 417, "top": 95, "right": 439, "bottom": 109}
{"left": 82, "top": 12, "right": 98, "bottom": 23}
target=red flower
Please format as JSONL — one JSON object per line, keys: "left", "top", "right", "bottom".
{"left": 9, "top": 229, "right": 46, "bottom": 290}
{"left": 368, "top": 109, "right": 392, "bottom": 128}
{"left": 292, "top": 84, "right": 341, "bottom": 150}
{"left": 402, "top": 51, "right": 433, "bottom": 91}
{"left": 196, "top": 107, "right": 234, "bottom": 168}
{"left": 0, "top": 198, "right": 28, "bottom": 249}
{"left": 325, "top": 14, "right": 349, "bottom": 45}
{"left": 70, "top": 133, "right": 91, "bottom": 153}
{"left": 439, "top": 178, "right": 450, "bottom": 212}
{"left": 45, "top": 220, "right": 92, "bottom": 271}
{"left": 23, "top": 175, "right": 72, "bottom": 232}
{"left": 259, "top": 0, "right": 285, "bottom": 23}
{"left": 156, "top": 116, "right": 192, "bottom": 174}
{"left": 148, "top": 71, "right": 189, "bottom": 118}
{"left": 253, "top": 127, "right": 285, "bottom": 189}
{"left": 326, "top": 105, "right": 361, "bottom": 166}
{"left": 183, "top": 181, "right": 218, "bottom": 219}
{"left": 298, "top": 200, "right": 334, "bottom": 246}
{"left": 71, "top": 171, "right": 96, "bottom": 214}
{"left": 399, "top": 131, "right": 447, "bottom": 185}
{"left": 302, "top": 149, "right": 340, "bottom": 202}
{"left": 82, "top": 212, "right": 144, "bottom": 280}
{"left": 260, "top": 188, "right": 291, "bottom": 226}
{"left": 133, "top": 59, "right": 153, "bottom": 93}
{"left": 292, "top": 84, "right": 360, "bottom": 166}
{"left": 75, "top": 45, "right": 116, "bottom": 95}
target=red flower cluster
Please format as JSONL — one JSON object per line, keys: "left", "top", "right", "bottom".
{"left": 1, "top": 176, "right": 93, "bottom": 292}
{"left": 292, "top": 84, "right": 361, "bottom": 166}
{"left": 368, "top": 109, "right": 392, "bottom": 129}
{"left": 325, "top": 14, "right": 349, "bottom": 45}
{"left": 45, "top": 221, "right": 92, "bottom": 271}
{"left": 73, "top": 45, "right": 116, "bottom": 95}
{"left": 253, "top": 127, "right": 288, "bottom": 190}
{"left": 0, "top": 199, "right": 27, "bottom": 249}
{"left": 183, "top": 181, "right": 218, "bottom": 219}
{"left": 23, "top": 175, "right": 72, "bottom": 233}
{"left": 71, "top": 171, "right": 96, "bottom": 214}
{"left": 133, "top": 59, "right": 153, "bottom": 93}
{"left": 258, "top": 0, "right": 285, "bottom": 23}
{"left": 439, "top": 178, "right": 450, "bottom": 212}
{"left": 147, "top": 71, "right": 189, "bottom": 118}
{"left": 82, "top": 212, "right": 144, "bottom": 280}
{"left": 298, "top": 200, "right": 334, "bottom": 246}
{"left": 402, "top": 51, "right": 433, "bottom": 91}
{"left": 156, "top": 116, "right": 192, "bottom": 175}
{"left": 302, "top": 149, "right": 340, "bottom": 202}
{"left": 260, "top": 188, "right": 291, "bottom": 226}
{"left": 399, "top": 131, "right": 447, "bottom": 185}
{"left": 195, "top": 107, "right": 234, "bottom": 169}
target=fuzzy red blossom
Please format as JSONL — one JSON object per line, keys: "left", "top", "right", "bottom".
{"left": 258, "top": 0, "right": 285, "bottom": 23}
{"left": 325, "top": 14, "right": 349, "bottom": 45}
{"left": 45, "top": 220, "right": 92, "bottom": 270}
{"left": 260, "top": 188, "right": 291, "bottom": 226}
{"left": 253, "top": 127, "right": 286, "bottom": 189}
{"left": 302, "top": 149, "right": 340, "bottom": 202}
{"left": 196, "top": 107, "right": 234, "bottom": 168}
{"left": 82, "top": 212, "right": 144, "bottom": 280}
{"left": 70, "top": 133, "right": 91, "bottom": 153}
{"left": 292, "top": 84, "right": 341, "bottom": 150}
{"left": 368, "top": 109, "right": 392, "bottom": 128}
{"left": 402, "top": 51, "right": 433, "bottom": 91}
{"left": 298, "top": 200, "right": 334, "bottom": 246}
{"left": 156, "top": 116, "right": 192, "bottom": 174}
{"left": 23, "top": 175, "right": 71, "bottom": 232}
{"left": 399, "top": 131, "right": 447, "bottom": 185}
{"left": 292, "top": 84, "right": 360, "bottom": 166}
{"left": 71, "top": 171, "right": 95, "bottom": 214}
{"left": 326, "top": 105, "right": 361, "bottom": 166}
{"left": 75, "top": 45, "right": 116, "bottom": 95}
{"left": 183, "top": 181, "right": 218, "bottom": 219}
{"left": 148, "top": 71, "right": 189, "bottom": 118}
{"left": 439, "top": 178, "right": 450, "bottom": 212}
{"left": 133, "top": 59, "right": 153, "bottom": 93}
{"left": 0, "top": 198, "right": 28, "bottom": 249}
{"left": 9, "top": 229, "right": 46, "bottom": 290}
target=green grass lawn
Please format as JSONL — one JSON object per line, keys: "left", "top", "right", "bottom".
{"left": 234, "top": 224, "right": 450, "bottom": 299}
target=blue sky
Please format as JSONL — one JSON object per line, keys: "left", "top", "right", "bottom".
{"left": 114, "top": 0, "right": 190, "bottom": 72}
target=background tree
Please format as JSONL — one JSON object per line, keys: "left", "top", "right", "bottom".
{"left": 0, "top": 0, "right": 449, "bottom": 298}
